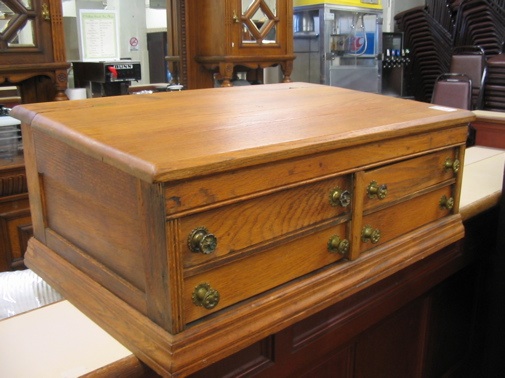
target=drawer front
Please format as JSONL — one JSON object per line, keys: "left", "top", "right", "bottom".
{"left": 362, "top": 149, "right": 459, "bottom": 212}
{"left": 183, "top": 222, "right": 348, "bottom": 323}
{"left": 359, "top": 185, "right": 454, "bottom": 254}
{"left": 180, "top": 176, "right": 352, "bottom": 268}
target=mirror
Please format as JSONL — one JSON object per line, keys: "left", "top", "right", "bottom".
{"left": 0, "top": 0, "right": 35, "bottom": 48}
{"left": 241, "top": 0, "right": 277, "bottom": 44}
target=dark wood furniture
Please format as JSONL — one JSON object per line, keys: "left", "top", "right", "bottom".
{"left": 0, "top": 0, "right": 68, "bottom": 272}
{"left": 472, "top": 110, "right": 505, "bottom": 149}
{"left": 0, "top": 154, "right": 31, "bottom": 271}
{"left": 12, "top": 83, "right": 474, "bottom": 376}
{"left": 0, "top": 0, "right": 69, "bottom": 103}
{"left": 167, "top": 0, "right": 295, "bottom": 88}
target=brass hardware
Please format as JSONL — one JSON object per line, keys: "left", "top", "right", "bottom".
{"left": 362, "top": 225, "right": 381, "bottom": 244}
{"left": 188, "top": 227, "right": 217, "bottom": 254}
{"left": 192, "top": 283, "right": 220, "bottom": 310}
{"left": 329, "top": 187, "right": 351, "bottom": 207}
{"left": 327, "top": 235, "right": 350, "bottom": 255}
{"left": 444, "top": 158, "right": 460, "bottom": 174}
{"left": 232, "top": 10, "right": 240, "bottom": 23}
{"left": 367, "top": 181, "right": 388, "bottom": 199}
{"left": 42, "top": 3, "right": 51, "bottom": 21}
{"left": 439, "top": 195, "right": 454, "bottom": 210}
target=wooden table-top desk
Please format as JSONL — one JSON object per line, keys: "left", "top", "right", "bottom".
{"left": 5, "top": 83, "right": 481, "bottom": 376}
{"left": 1, "top": 145, "right": 503, "bottom": 377}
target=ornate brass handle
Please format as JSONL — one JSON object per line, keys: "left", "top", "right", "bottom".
{"left": 329, "top": 187, "right": 352, "bottom": 207}
{"left": 42, "top": 3, "right": 51, "bottom": 21}
{"left": 192, "top": 283, "right": 220, "bottom": 310}
{"left": 444, "top": 158, "right": 460, "bottom": 174}
{"left": 367, "top": 181, "right": 388, "bottom": 200}
{"left": 439, "top": 195, "right": 455, "bottom": 210}
{"left": 362, "top": 225, "right": 381, "bottom": 244}
{"left": 188, "top": 227, "right": 217, "bottom": 254}
{"left": 327, "top": 235, "right": 350, "bottom": 255}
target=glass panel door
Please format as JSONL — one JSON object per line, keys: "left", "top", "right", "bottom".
{"left": 0, "top": 0, "right": 36, "bottom": 50}
{"left": 241, "top": 0, "right": 278, "bottom": 44}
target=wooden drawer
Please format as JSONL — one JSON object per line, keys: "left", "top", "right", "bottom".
{"left": 180, "top": 175, "right": 352, "bottom": 269}
{"left": 183, "top": 222, "right": 348, "bottom": 323}
{"left": 358, "top": 185, "right": 454, "bottom": 254}
{"left": 362, "top": 149, "right": 459, "bottom": 212}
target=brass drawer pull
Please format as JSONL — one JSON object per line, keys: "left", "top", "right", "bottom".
{"left": 188, "top": 227, "right": 218, "bottom": 254}
{"left": 327, "top": 235, "right": 350, "bottom": 255}
{"left": 444, "top": 158, "right": 460, "bottom": 174}
{"left": 439, "top": 195, "right": 454, "bottom": 210}
{"left": 362, "top": 225, "right": 381, "bottom": 244}
{"left": 367, "top": 181, "right": 388, "bottom": 200}
{"left": 329, "top": 187, "right": 352, "bottom": 207}
{"left": 192, "top": 283, "right": 220, "bottom": 310}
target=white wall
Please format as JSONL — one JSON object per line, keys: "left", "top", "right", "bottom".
{"left": 62, "top": 0, "right": 166, "bottom": 85}
{"left": 382, "top": 0, "right": 425, "bottom": 32}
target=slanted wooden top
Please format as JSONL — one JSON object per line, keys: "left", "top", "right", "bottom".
{"left": 12, "top": 83, "right": 475, "bottom": 183}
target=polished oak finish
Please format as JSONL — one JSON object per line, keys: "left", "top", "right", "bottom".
{"left": 12, "top": 83, "right": 474, "bottom": 376}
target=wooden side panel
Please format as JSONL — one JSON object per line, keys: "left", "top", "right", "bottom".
{"left": 26, "top": 129, "right": 152, "bottom": 315}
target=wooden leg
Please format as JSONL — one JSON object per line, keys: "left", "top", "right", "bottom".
{"left": 218, "top": 63, "right": 234, "bottom": 87}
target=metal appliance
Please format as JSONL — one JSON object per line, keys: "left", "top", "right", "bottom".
{"left": 382, "top": 32, "right": 410, "bottom": 97}
{"left": 72, "top": 61, "right": 142, "bottom": 97}
{"left": 293, "top": 0, "right": 383, "bottom": 93}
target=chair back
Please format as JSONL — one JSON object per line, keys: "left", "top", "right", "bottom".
{"left": 450, "top": 46, "right": 487, "bottom": 109}
{"left": 431, "top": 73, "right": 473, "bottom": 110}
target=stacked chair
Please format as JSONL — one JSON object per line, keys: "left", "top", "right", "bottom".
{"left": 452, "top": 0, "right": 505, "bottom": 56}
{"left": 394, "top": 7, "right": 453, "bottom": 102}
{"left": 395, "top": 0, "right": 505, "bottom": 113}
{"left": 484, "top": 54, "right": 505, "bottom": 111}
{"left": 450, "top": 45, "right": 487, "bottom": 109}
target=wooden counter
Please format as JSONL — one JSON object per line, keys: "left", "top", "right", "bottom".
{"left": 472, "top": 110, "right": 505, "bottom": 149}
{"left": 11, "top": 83, "right": 474, "bottom": 376}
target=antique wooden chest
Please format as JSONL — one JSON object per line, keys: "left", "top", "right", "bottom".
{"left": 12, "top": 83, "right": 474, "bottom": 376}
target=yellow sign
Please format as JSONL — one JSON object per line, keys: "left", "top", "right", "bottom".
{"left": 293, "top": 0, "right": 382, "bottom": 10}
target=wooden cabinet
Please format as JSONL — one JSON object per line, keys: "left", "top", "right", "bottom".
{"left": 0, "top": 0, "right": 69, "bottom": 102}
{"left": 0, "top": 155, "right": 32, "bottom": 271}
{"left": 170, "top": 0, "right": 295, "bottom": 88}
{"left": 12, "top": 83, "right": 474, "bottom": 376}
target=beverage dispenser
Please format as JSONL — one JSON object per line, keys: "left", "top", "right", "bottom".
{"left": 382, "top": 32, "right": 410, "bottom": 97}
{"left": 293, "top": 0, "right": 383, "bottom": 93}
{"left": 72, "top": 61, "right": 142, "bottom": 97}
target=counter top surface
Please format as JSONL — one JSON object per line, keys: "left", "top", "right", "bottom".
{"left": 0, "top": 145, "right": 502, "bottom": 377}
{"left": 460, "top": 146, "right": 505, "bottom": 220}
{"left": 0, "top": 300, "right": 131, "bottom": 378}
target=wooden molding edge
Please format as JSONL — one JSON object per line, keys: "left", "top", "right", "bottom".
{"left": 25, "top": 215, "right": 464, "bottom": 377}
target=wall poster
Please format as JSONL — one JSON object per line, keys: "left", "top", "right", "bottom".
{"left": 78, "top": 10, "right": 120, "bottom": 61}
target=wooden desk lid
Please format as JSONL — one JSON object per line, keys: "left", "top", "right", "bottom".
{"left": 11, "top": 83, "right": 475, "bottom": 183}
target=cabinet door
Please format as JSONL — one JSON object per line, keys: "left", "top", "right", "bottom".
{"left": 0, "top": 0, "right": 54, "bottom": 65}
